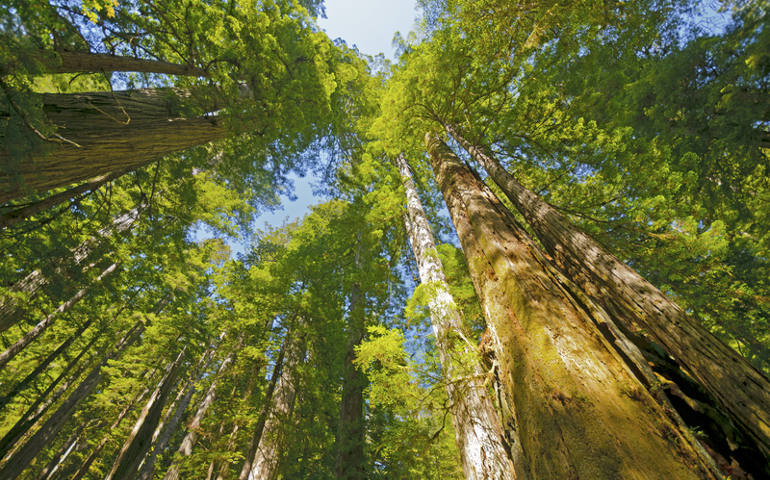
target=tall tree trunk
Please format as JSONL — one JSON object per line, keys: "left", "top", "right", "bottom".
{"left": 0, "top": 89, "right": 226, "bottom": 203}
{"left": 425, "top": 133, "right": 721, "bottom": 480}
{"left": 25, "top": 51, "right": 207, "bottom": 76}
{"left": 163, "top": 351, "right": 235, "bottom": 480}
{"left": 247, "top": 335, "right": 303, "bottom": 480}
{"left": 0, "top": 262, "right": 118, "bottom": 369}
{"left": 70, "top": 383, "right": 154, "bottom": 480}
{"left": 0, "top": 205, "right": 141, "bottom": 333}
{"left": 447, "top": 125, "right": 770, "bottom": 472}
{"left": 238, "top": 332, "right": 291, "bottom": 480}
{"left": 34, "top": 428, "right": 82, "bottom": 480}
{"left": 334, "top": 243, "right": 367, "bottom": 480}
{"left": 0, "top": 169, "right": 127, "bottom": 229}
{"left": 213, "top": 377, "right": 256, "bottom": 480}
{"left": 0, "top": 331, "right": 100, "bottom": 459}
{"left": 104, "top": 347, "right": 187, "bottom": 480}
{"left": 397, "top": 153, "right": 518, "bottom": 479}
{"left": 0, "top": 319, "right": 146, "bottom": 478}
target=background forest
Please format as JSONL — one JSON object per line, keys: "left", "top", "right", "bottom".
{"left": 0, "top": 0, "right": 768, "bottom": 479}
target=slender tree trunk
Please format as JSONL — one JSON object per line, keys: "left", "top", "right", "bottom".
{"left": 0, "top": 319, "right": 145, "bottom": 478}
{"left": 334, "top": 237, "right": 367, "bottom": 480}
{"left": 70, "top": 384, "right": 154, "bottom": 480}
{"left": 163, "top": 351, "right": 235, "bottom": 480}
{"left": 448, "top": 125, "right": 770, "bottom": 472}
{"left": 214, "top": 377, "right": 256, "bottom": 480}
{"left": 0, "top": 262, "right": 118, "bottom": 369}
{"left": 104, "top": 347, "right": 187, "bottom": 480}
{"left": 0, "top": 169, "right": 127, "bottom": 229}
{"left": 397, "top": 154, "right": 518, "bottom": 479}
{"left": 425, "top": 133, "right": 720, "bottom": 480}
{"left": 27, "top": 51, "right": 207, "bottom": 76}
{"left": 0, "top": 206, "right": 141, "bottom": 333}
{"left": 0, "top": 89, "right": 226, "bottom": 203}
{"left": 247, "top": 336, "right": 303, "bottom": 480}
{"left": 238, "top": 333, "right": 290, "bottom": 480}
{"left": 0, "top": 331, "right": 100, "bottom": 460}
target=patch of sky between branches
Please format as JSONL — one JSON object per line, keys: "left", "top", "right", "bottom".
{"left": 194, "top": 0, "right": 419, "bottom": 258}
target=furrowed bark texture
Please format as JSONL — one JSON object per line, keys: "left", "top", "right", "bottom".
{"left": 0, "top": 89, "right": 226, "bottom": 203}
{"left": 0, "top": 262, "right": 117, "bottom": 369}
{"left": 397, "top": 154, "right": 518, "bottom": 479}
{"left": 105, "top": 347, "right": 187, "bottom": 480}
{"left": 0, "top": 320, "right": 145, "bottom": 478}
{"left": 425, "top": 133, "right": 719, "bottom": 480}
{"left": 247, "top": 335, "right": 303, "bottom": 480}
{"left": 163, "top": 350, "right": 235, "bottom": 480}
{"left": 448, "top": 125, "right": 770, "bottom": 470}
{"left": 0, "top": 206, "right": 141, "bottom": 333}
{"left": 334, "top": 245, "right": 367, "bottom": 480}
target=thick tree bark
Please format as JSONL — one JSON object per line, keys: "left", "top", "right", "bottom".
{"left": 0, "top": 206, "right": 141, "bottom": 333}
{"left": 0, "top": 169, "right": 127, "bottom": 229}
{"left": 397, "top": 154, "right": 518, "bottom": 479}
{"left": 0, "top": 262, "right": 117, "bottom": 369}
{"left": 27, "top": 51, "right": 207, "bottom": 76}
{"left": 448, "top": 125, "right": 770, "bottom": 471}
{"left": 247, "top": 336, "right": 303, "bottom": 480}
{"left": 425, "top": 133, "right": 721, "bottom": 480}
{"left": 237, "top": 335, "right": 290, "bottom": 480}
{"left": 0, "top": 319, "right": 145, "bottom": 478}
{"left": 163, "top": 351, "right": 235, "bottom": 480}
{"left": 0, "top": 89, "right": 226, "bottom": 203}
{"left": 334, "top": 244, "right": 367, "bottom": 480}
{"left": 104, "top": 347, "right": 187, "bottom": 480}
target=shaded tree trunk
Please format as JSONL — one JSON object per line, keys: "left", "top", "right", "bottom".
{"left": 0, "top": 206, "right": 141, "bottom": 333}
{"left": 425, "top": 133, "right": 720, "bottom": 480}
{"left": 0, "top": 262, "right": 118, "bottom": 369}
{"left": 26, "top": 51, "right": 207, "bottom": 76}
{"left": 448, "top": 125, "right": 770, "bottom": 474}
{"left": 0, "top": 319, "right": 146, "bottom": 478}
{"left": 0, "top": 89, "right": 226, "bottom": 203}
{"left": 104, "top": 347, "right": 187, "bottom": 480}
{"left": 397, "top": 153, "right": 518, "bottom": 479}
{"left": 163, "top": 350, "right": 235, "bottom": 480}
{"left": 334, "top": 242, "right": 367, "bottom": 480}
{"left": 0, "top": 169, "right": 128, "bottom": 229}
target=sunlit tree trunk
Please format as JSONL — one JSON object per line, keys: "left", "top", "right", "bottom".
{"left": 34, "top": 428, "right": 83, "bottom": 480}
{"left": 0, "top": 319, "right": 145, "bottom": 478}
{"left": 0, "top": 206, "right": 141, "bottom": 333}
{"left": 425, "top": 133, "right": 721, "bottom": 480}
{"left": 0, "top": 89, "right": 226, "bottom": 203}
{"left": 397, "top": 153, "right": 518, "bottom": 479}
{"left": 105, "top": 347, "right": 187, "bottom": 480}
{"left": 0, "top": 262, "right": 117, "bottom": 369}
{"left": 447, "top": 125, "right": 770, "bottom": 471}
{"left": 163, "top": 350, "right": 235, "bottom": 480}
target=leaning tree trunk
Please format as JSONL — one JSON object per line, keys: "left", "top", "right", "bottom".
{"left": 0, "top": 88, "right": 226, "bottom": 203}
{"left": 24, "top": 50, "right": 207, "bottom": 76}
{"left": 0, "top": 169, "right": 128, "bottom": 229}
{"left": 104, "top": 347, "right": 187, "bottom": 480}
{"left": 246, "top": 334, "right": 303, "bottom": 480}
{"left": 238, "top": 333, "right": 290, "bottom": 480}
{"left": 334, "top": 242, "right": 367, "bottom": 480}
{"left": 0, "top": 262, "right": 118, "bottom": 369}
{"left": 397, "top": 153, "right": 518, "bottom": 479}
{"left": 163, "top": 350, "right": 236, "bottom": 480}
{"left": 425, "top": 133, "right": 722, "bottom": 480}
{"left": 0, "top": 205, "right": 141, "bottom": 333}
{"left": 447, "top": 125, "right": 770, "bottom": 472}
{"left": 0, "top": 319, "right": 145, "bottom": 479}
